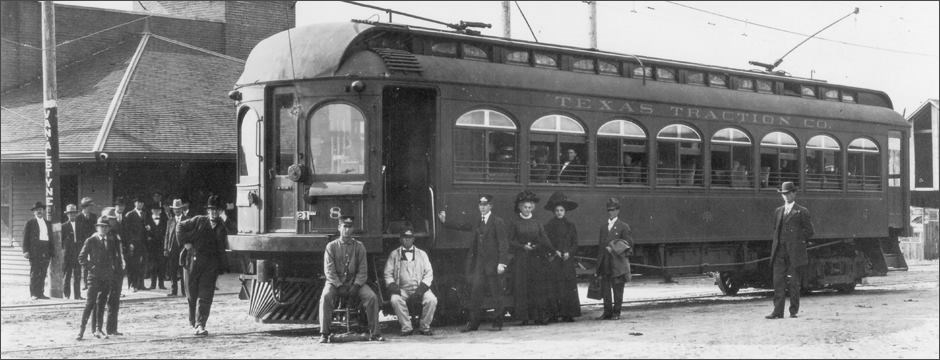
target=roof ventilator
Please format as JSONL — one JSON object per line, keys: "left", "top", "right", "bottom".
{"left": 371, "top": 48, "right": 422, "bottom": 73}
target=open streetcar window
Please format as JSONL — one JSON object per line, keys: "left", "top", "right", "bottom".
{"left": 530, "top": 114, "right": 587, "bottom": 184}
{"left": 238, "top": 109, "right": 261, "bottom": 183}
{"left": 805, "top": 135, "right": 842, "bottom": 190}
{"left": 454, "top": 109, "right": 519, "bottom": 183}
{"left": 847, "top": 138, "right": 881, "bottom": 191}
{"left": 307, "top": 103, "right": 366, "bottom": 175}
{"left": 711, "top": 128, "right": 753, "bottom": 188}
{"left": 597, "top": 119, "right": 647, "bottom": 186}
{"left": 759, "top": 132, "right": 799, "bottom": 189}
{"left": 656, "top": 124, "right": 702, "bottom": 187}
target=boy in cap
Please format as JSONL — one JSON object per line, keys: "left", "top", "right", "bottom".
{"left": 594, "top": 197, "right": 633, "bottom": 321}
{"left": 766, "top": 182, "right": 814, "bottom": 319}
{"left": 384, "top": 226, "right": 437, "bottom": 336}
{"left": 317, "top": 216, "right": 384, "bottom": 343}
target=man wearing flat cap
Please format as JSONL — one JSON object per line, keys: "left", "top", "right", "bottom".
{"left": 438, "top": 194, "right": 509, "bottom": 331}
{"left": 62, "top": 204, "right": 85, "bottom": 300}
{"left": 318, "top": 216, "right": 384, "bottom": 343}
{"left": 384, "top": 226, "right": 437, "bottom": 336}
{"left": 177, "top": 195, "right": 230, "bottom": 336}
{"left": 766, "top": 182, "right": 814, "bottom": 320}
{"left": 22, "top": 201, "right": 54, "bottom": 300}
{"left": 595, "top": 197, "right": 633, "bottom": 321}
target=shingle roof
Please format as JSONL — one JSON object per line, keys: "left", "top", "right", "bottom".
{"left": 104, "top": 35, "right": 242, "bottom": 155}
{"left": 1, "top": 39, "right": 137, "bottom": 157}
{"left": 1, "top": 34, "right": 243, "bottom": 160}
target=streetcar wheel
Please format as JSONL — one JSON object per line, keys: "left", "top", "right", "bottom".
{"left": 834, "top": 283, "right": 856, "bottom": 293}
{"left": 716, "top": 271, "right": 741, "bottom": 295}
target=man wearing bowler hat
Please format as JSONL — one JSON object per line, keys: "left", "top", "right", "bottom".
{"left": 78, "top": 197, "right": 98, "bottom": 290}
{"left": 766, "top": 181, "right": 814, "bottom": 319}
{"left": 177, "top": 195, "right": 230, "bottom": 336}
{"left": 437, "top": 194, "right": 509, "bottom": 332}
{"left": 317, "top": 216, "right": 384, "bottom": 343}
{"left": 164, "top": 198, "right": 190, "bottom": 297}
{"left": 22, "top": 201, "right": 54, "bottom": 300}
{"left": 61, "top": 204, "right": 85, "bottom": 300}
{"left": 595, "top": 197, "right": 633, "bottom": 321}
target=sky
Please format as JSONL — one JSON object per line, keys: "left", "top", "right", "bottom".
{"left": 57, "top": 1, "right": 940, "bottom": 116}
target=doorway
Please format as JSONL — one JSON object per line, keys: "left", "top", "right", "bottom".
{"left": 382, "top": 86, "right": 436, "bottom": 234}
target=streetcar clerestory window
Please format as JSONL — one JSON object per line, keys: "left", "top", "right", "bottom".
{"left": 505, "top": 50, "right": 530, "bottom": 64}
{"left": 572, "top": 58, "right": 596, "bottom": 73}
{"left": 656, "top": 68, "right": 676, "bottom": 82}
{"left": 756, "top": 79, "right": 773, "bottom": 93}
{"left": 656, "top": 124, "right": 703, "bottom": 187}
{"left": 534, "top": 53, "right": 558, "bottom": 68}
{"left": 805, "top": 135, "right": 842, "bottom": 190}
{"left": 462, "top": 43, "right": 488, "bottom": 60}
{"left": 454, "top": 109, "right": 519, "bottom": 183}
{"left": 597, "top": 119, "right": 648, "bottom": 186}
{"left": 598, "top": 60, "right": 620, "bottom": 75}
{"left": 686, "top": 71, "right": 705, "bottom": 85}
{"left": 847, "top": 138, "right": 881, "bottom": 191}
{"left": 708, "top": 74, "right": 728, "bottom": 88}
{"left": 736, "top": 78, "right": 755, "bottom": 91}
{"left": 632, "top": 65, "right": 653, "bottom": 79}
{"left": 431, "top": 42, "right": 457, "bottom": 57}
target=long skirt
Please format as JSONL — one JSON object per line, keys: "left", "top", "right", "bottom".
{"left": 510, "top": 252, "right": 554, "bottom": 321}
{"left": 551, "top": 257, "right": 581, "bottom": 318}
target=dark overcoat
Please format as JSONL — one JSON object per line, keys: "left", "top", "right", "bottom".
{"left": 444, "top": 215, "right": 509, "bottom": 276}
{"left": 22, "top": 218, "right": 54, "bottom": 259}
{"left": 770, "top": 203, "right": 814, "bottom": 267}
{"left": 596, "top": 219, "right": 633, "bottom": 280}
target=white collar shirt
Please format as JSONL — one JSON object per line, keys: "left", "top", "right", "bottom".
{"left": 607, "top": 217, "right": 618, "bottom": 232}
{"left": 481, "top": 212, "right": 491, "bottom": 225}
{"left": 784, "top": 202, "right": 795, "bottom": 216}
{"left": 36, "top": 217, "right": 49, "bottom": 240}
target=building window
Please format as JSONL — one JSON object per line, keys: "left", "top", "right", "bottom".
{"left": 847, "top": 138, "right": 881, "bottom": 191}
{"left": 657, "top": 124, "right": 702, "bottom": 186}
{"left": 888, "top": 133, "right": 902, "bottom": 187}
{"left": 238, "top": 108, "right": 261, "bottom": 183}
{"left": 597, "top": 120, "right": 648, "bottom": 186}
{"left": 454, "top": 109, "right": 518, "bottom": 183}
{"left": 805, "top": 135, "right": 842, "bottom": 190}
{"left": 530, "top": 115, "right": 587, "bottom": 184}
{"left": 759, "top": 131, "right": 799, "bottom": 189}
{"left": 307, "top": 103, "right": 366, "bottom": 175}
{"left": 711, "top": 128, "right": 753, "bottom": 188}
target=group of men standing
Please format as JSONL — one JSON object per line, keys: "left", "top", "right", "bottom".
{"left": 21, "top": 193, "right": 232, "bottom": 339}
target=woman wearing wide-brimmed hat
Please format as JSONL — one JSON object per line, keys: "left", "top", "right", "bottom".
{"left": 508, "top": 190, "right": 559, "bottom": 325}
{"left": 543, "top": 191, "right": 581, "bottom": 322}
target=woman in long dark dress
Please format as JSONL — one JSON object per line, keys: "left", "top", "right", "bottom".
{"left": 543, "top": 191, "right": 581, "bottom": 322}
{"left": 508, "top": 191, "right": 560, "bottom": 325}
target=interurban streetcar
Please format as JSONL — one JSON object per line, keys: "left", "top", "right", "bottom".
{"left": 227, "top": 21, "right": 911, "bottom": 323}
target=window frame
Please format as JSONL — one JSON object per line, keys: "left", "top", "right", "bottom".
{"left": 529, "top": 114, "right": 588, "bottom": 185}
{"left": 847, "top": 137, "right": 882, "bottom": 191}
{"left": 804, "top": 134, "right": 843, "bottom": 191}
{"left": 305, "top": 101, "right": 369, "bottom": 179}
{"left": 453, "top": 109, "right": 520, "bottom": 183}
{"left": 759, "top": 131, "right": 800, "bottom": 190}
{"left": 656, "top": 124, "right": 703, "bottom": 187}
{"left": 710, "top": 127, "right": 754, "bottom": 188}
{"left": 597, "top": 119, "right": 649, "bottom": 186}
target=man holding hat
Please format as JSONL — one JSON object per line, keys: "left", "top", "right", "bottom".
{"left": 176, "top": 195, "right": 230, "bottom": 336}
{"left": 438, "top": 194, "right": 509, "bottom": 332}
{"left": 766, "top": 181, "right": 814, "bottom": 319}
{"left": 62, "top": 204, "right": 85, "bottom": 300}
{"left": 22, "top": 201, "right": 54, "bottom": 300}
{"left": 317, "top": 216, "right": 384, "bottom": 343}
{"left": 384, "top": 226, "right": 437, "bottom": 336}
{"left": 164, "top": 198, "right": 190, "bottom": 297}
{"left": 76, "top": 215, "right": 122, "bottom": 340}
{"left": 595, "top": 197, "right": 633, "bottom": 321}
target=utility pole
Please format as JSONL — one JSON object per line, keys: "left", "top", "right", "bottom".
{"left": 41, "top": 0, "right": 63, "bottom": 299}
{"left": 501, "top": 1, "right": 511, "bottom": 38}
{"left": 587, "top": 1, "right": 597, "bottom": 49}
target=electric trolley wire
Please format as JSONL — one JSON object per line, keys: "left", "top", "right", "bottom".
{"left": 664, "top": 1, "right": 939, "bottom": 58}
{"left": 514, "top": 1, "right": 539, "bottom": 43}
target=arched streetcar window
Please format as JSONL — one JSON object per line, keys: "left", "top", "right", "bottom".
{"left": 597, "top": 120, "right": 648, "bottom": 185}
{"left": 529, "top": 114, "right": 587, "bottom": 184}
{"left": 454, "top": 109, "right": 519, "bottom": 182}
{"left": 847, "top": 138, "right": 881, "bottom": 191}
{"left": 711, "top": 128, "right": 753, "bottom": 188}
{"left": 657, "top": 124, "right": 702, "bottom": 187}
{"left": 805, "top": 135, "right": 842, "bottom": 190}
{"left": 759, "top": 132, "right": 799, "bottom": 189}
{"left": 307, "top": 103, "right": 366, "bottom": 175}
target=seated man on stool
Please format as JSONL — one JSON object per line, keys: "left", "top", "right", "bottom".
{"left": 317, "top": 216, "right": 384, "bottom": 343}
{"left": 384, "top": 226, "right": 437, "bottom": 336}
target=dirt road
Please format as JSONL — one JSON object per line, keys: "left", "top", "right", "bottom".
{"left": 2, "top": 263, "right": 937, "bottom": 359}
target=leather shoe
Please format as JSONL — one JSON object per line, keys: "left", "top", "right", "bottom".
{"left": 418, "top": 329, "right": 433, "bottom": 336}
{"left": 765, "top": 314, "right": 783, "bottom": 319}
{"left": 75, "top": 331, "right": 84, "bottom": 341}
{"left": 37, "top": 295, "right": 50, "bottom": 299}
{"left": 318, "top": 334, "right": 330, "bottom": 344}
{"left": 400, "top": 330, "right": 414, "bottom": 336}
{"left": 75, "top": 296, "right": 85, "bottom": 301}
{"left": 563, "top": 317, "right": 575, "bottom": 323}
{"left": 166, "top": 292, "right": 178, "bottom": 297}
{"left": 159, "top": 285, "right": 167, "bottom": 290}
{"left": 194, "top": 326, "right": 208, "bottom": 336}
{"left": 93, "top": 330, "right": 108, "bottom": 339}
{"left": 789, "top": 314, "right": 798, "bottom": 318}
{"left": 30, "top": 296, "right": 39, "bottom": 301}
{"left": 369, "top": 334, "right": 386, "bottom": 342}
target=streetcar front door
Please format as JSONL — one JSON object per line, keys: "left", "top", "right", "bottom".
{"left": 382, "top": 86, "right": 437, "bottom": 238}
{"left": 266, "top": 88, "right": 299, "bottom": 233}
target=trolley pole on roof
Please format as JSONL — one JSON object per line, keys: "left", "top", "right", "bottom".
{"left": 501, "top": 1, "right": 511, "bottom": 38}
{"left": 586, "top": 1, "right": 597, "bottom": 49}
{"left": 41, "top": 0, "right": 63, "bottom": 299}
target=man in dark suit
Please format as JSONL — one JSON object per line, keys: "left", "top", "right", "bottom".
{"left": 77, "top": 197, "right": 98, "bottom": 290}
{"left": 557, "top": 148, "right": 586, "bottom": 183}
{"left": 147, "top": 208, "right": 167, "bottom": 290}
{"left": 766, "top": 182, "right": 814, "bottom": 319}
{"left": 438, "top": 194, "right": 510, "bottom": 331}
{"left": 164, "top": 198, "right": 190, "bottom": 297}
{"left": 123, "top": 197, "right": 149, "bottom": 292}
{"left": 61, "top": 204, "right": 85, "bottom": 300}
{"left": 177, "top": 195, "right": 230, "bottom": 336}
{"left": 595, "top": 197, "right": 633, "bottom": 321}
{"left": 22, "top": 201, "right": 54, "bottom": 300}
